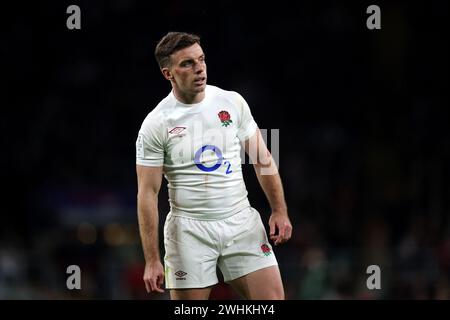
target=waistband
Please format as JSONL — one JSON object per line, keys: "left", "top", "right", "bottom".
{"left": 168, "top": 203, "right": 252, "bottom": 221}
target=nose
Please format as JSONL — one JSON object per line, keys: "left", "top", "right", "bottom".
{"left": 193, "top": 61, "right": 205, "bottom": 74}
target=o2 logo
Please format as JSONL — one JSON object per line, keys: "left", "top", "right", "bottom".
{"left": 194, "top": 145, "right": 232, "bottom": 174}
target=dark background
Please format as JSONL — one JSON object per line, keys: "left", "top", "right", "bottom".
{"left": 2, "top": 0, "right": 449, "bottom": 299}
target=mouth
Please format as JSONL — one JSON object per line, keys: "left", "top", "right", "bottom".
{"left": 193, "top": 77, "right": 206, "bottom": 86}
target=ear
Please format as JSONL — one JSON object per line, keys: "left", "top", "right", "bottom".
{"left": 161, "top": 68, "right": 173, "bottom": 81}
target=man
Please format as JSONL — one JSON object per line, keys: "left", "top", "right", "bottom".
{"left": 136, "top": 32, "right": 292, "bottom": 300}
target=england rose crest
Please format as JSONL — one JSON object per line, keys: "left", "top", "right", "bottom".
{"left": 261, "top": 244, "right": 272, "bottom": 256}
{"left": 218, "top": 110, "right": 232, "bottom": 127}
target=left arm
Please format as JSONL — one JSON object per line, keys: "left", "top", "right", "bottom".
{"left": 244, "top": 128, "right": 292, "bottom": 245}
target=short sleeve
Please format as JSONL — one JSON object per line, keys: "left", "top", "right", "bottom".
{"left": 136, "top": 114, "right": 165, "bottom": 167}
{"left": 235, "top": 92, "right": 258, "bottom": 142}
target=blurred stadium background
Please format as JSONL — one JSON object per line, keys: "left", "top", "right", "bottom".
{"left": 2, "top": 1, "right": 449, "bottom": 299}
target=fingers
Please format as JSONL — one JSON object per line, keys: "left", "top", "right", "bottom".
{"left": 144, "top": 268, "right": 165, "bottom": 293}
{"left": 278, "top": 222, "right": 286, "bottom": 242}
{"left": 149, "top": 275, "right": 165, "bottom": 293}
{"left": 150, "top": 277, "right": 157, "bottom": 292}
{"left": 280, "top": 223, "right": 292, "bottom": 244}
{"left": 269, "top": 219, "right": 279, "bottom": 244}
{"left": 156, "top": 274, "right": 165, "bottom": 293}
{"left": 272, "top": 219, "right": 292, "bottom": 246}
{"left": 144, "top": 279, "right": 150, "bottom": 293}
{"left": 285, "top": 223, "right": 292, "bottom": 239}
{"left": 157, "top": 273, "right": 164, "bottom": 288}
{"left": 269, "top": 219, "right": 275, "bottom": 238}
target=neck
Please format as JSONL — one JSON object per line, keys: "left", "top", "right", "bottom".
{"left": 173, "top": 87, "right": 205, "bottom": 104}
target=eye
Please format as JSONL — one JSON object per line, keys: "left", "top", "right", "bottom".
{"left": 181, "top": 61, "right": 193, "bottom": 67}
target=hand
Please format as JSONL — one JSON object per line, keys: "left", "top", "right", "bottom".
{"left": 143, "top": 260, "right": 165, "bottom": 293}
{"left": 268, "top": 210, "right": 292, "bottom": 246}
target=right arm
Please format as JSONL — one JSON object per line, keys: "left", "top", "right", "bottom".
{"left": 136, "top": 164, "right": 164, "bottom": 293}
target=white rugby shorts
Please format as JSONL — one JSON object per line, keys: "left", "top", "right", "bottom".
{"left": 163, "top": 206, "right": 278, "bottom": 289}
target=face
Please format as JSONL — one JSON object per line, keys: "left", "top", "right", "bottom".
{"left": 163, "top": 43, "right": 207, "bottom": 100}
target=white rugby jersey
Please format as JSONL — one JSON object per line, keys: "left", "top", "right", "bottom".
{"left": 136, "top": 85, "right": 258, "bottom": 220}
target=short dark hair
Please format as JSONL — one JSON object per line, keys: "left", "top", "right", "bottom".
{"left": 154, "top": 32, "right": 201, "bottom": 69}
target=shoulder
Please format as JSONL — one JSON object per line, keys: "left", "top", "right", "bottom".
{"left": 140, "top": 93, "right": 174, "bottom": 134}
{"left": 206, "top": 84, "right": 245, "bottom": 105}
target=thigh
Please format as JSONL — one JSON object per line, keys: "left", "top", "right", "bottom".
{"left": 228, "top": 265, "right": 285, "bottom": 300}
{"left": 170, "top": 286, "right": 214, "bottom": 300}
{"left": 164, "top": 214, "right": 220, "bottom": 289}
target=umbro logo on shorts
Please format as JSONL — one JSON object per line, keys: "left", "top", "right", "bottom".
{"left": 175, "top": 270, "right": 187, "bottom": 280}
{"left": 168, "top": 126, "right": 186, "bottom": 135}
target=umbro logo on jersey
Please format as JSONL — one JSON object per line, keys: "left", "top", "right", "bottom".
{"left": 175, "top": 270, "right": 187, "bottom": 280}
{"left": 168, "top": 126, "right": 186, "bottom": 135}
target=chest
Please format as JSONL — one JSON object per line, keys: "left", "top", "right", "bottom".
{"left": 164, "top": 106, "right": 240, "bottom": 164}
